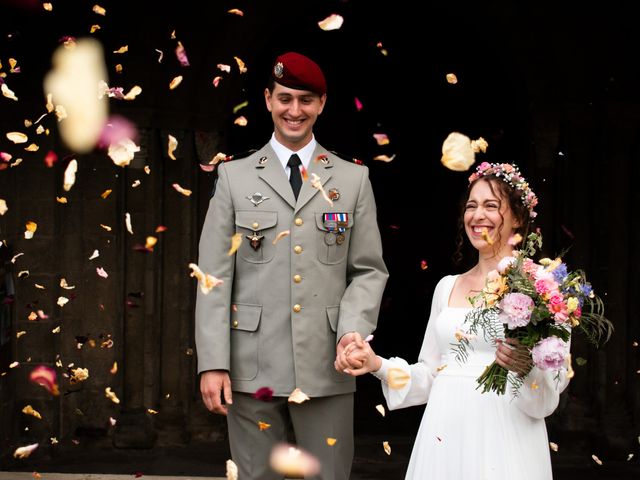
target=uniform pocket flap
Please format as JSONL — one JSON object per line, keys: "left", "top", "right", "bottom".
{"left": 231, "top": 303, "right": 262, "bottom": 332}
{"left": 315, "top": 212, "right": 354, "bottom": 232}
{"left": 235, "top": 211, "right": 278, "bottom": 231}
{"left": 326, "top": 305, "right": 340, "bottom": 332}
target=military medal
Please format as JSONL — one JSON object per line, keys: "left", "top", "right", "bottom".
{"left": 322, "top": 212, "right": 348, "bottom": 245}
{"left": 328, "top": 188, "right": 340, "bottom": 201}
{"left": 246, "top": 232, "right": 264, "bottom": 251}
{"left": 324, "top": 232, "right": 337, "bottom": 245}
{"left": 247, "top": 192, "right": 270, "bottom": 206}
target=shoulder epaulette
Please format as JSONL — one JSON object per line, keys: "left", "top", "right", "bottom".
{"left": 329, "top": 150, "right": 364, "bottom": 165}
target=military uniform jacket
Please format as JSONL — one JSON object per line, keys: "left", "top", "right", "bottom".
{"left": 195, "top": 142, "right": 388, "bottom": 397}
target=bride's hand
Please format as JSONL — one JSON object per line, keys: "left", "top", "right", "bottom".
{"left": 495, "top": 338, "right": 532, "bottom": 377}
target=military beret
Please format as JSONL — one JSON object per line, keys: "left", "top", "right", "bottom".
{"left": 271, "top": 52, "right": 327, "bottom": 96}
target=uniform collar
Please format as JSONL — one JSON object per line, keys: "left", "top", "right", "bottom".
{"left": 269, "top": 133, "right": 317, "bottom": 172}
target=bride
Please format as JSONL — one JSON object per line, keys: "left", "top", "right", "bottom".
{"left": 337, "top": 162, "right": 569, "bottom": 479}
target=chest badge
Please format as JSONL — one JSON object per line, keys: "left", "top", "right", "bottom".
{"left": 247, "top": 192, "right": 270, "bottom": 206}
{"left": 328, "top": 188, "right": 340, "bottom": 202}
{"left": 246, "top": 232, "right": 264, "bottom": 250}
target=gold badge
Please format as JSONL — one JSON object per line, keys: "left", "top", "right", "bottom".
{"left": 273, "top": 62, "right": 284, "bottom": 78}
{"left": 328, "top": 188, "right": 340, "bottom": 201}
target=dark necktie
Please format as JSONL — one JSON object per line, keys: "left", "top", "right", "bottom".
{"left": 287, "top": 154, "right": 303, "bottom": 200}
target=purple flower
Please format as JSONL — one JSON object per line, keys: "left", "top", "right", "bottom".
{"left": 552, "top": 263, "right": 568, "bottom": 283}
{"left": 531, "top": 337, "right": 569, "bottom": 370}
{"left": 498, "top": 292, "right": 534, "bottom": 329}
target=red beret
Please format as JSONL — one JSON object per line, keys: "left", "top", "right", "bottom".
{"left": 272, "top": 52, "right": 327, "bottom": 96}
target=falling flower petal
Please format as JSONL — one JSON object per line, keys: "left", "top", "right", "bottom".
{"left": 168, "top": 135, "right": 178, "bottom": 159}
{"left": 318, "top": 13, "right": 344, "bottom": 31}
{"left": 217, "top": 64, "right": 231, "bottom": 73}
{"left": 70, "top": 367, "right": 89, "bottom": 384}
{"left": 147, "top": 409, "right": 158, "bottom": 415}
{"left": 176, "top": 41, "right": 190, "bottom": 66}
{"left": 233, "top": 100, "right": 249, "bottom": 114}
{"left": 446, "top": 73, "right": 458, "bottom": 84}
{"left": 14, "top": 443, "right": 39, "bottom": 459}
{"left": 481, "top": 227, "right": 494, "bottom": 245}
{"left": 7, "top": 132, "right": 28, "bottom": 144}
{"left": 113, "top": 45, "right": 128, "bottom": 54}
{"left": 22, "top": 405, "right": 42, "bottom": 419}
{"left": 29, "top": 365, "right": 59, "bottom": 395}
{"left": 63, "top": 159, "right": 78, "bottom": 191}
{"left": 0, "top": 199, "right": 7, "bottom": 215}
{"left": 234, "top": 116, "right": 248, "bottom": 126}
{"left": 270, "top": 443, "right": 321, "bottom": 478}
{"left": 110, "top": 362, "right": 118, "bottom": 374}
{"left": 25, "top": 143, "right": 39, "bottom": 152}
{"left": 44, "top": 38, "right": 107, "bottom": 153}
{"left": 354, "top": 97, "right": 363, "bottom": 111}
{"left": 125, "top": 212, "right": 133, "bottom": 234}
{"left": 387, "top": 367, "right": 410, "bottom": 390}
{"left": 272, "top": 230, "right": 290, "bottom": 245}
{"left": 234, "top": 56, "right": 247, "bottom": 73}
{"left": 228, "top": 8, "right": 243, "bottom": 16}
{"left": 188, "top": 263, "right": 224, "bottom": 294}
{"left": 383, "top": 441, "right": 391, "bottom": 455}
{"left": 258, "top": 421, "right": 271, "bottom": 431}
{"left": 96, "top": 267, "right": 108, "bottom": 278}
{"left": 326, "top": 438, "right": 337, "bottom": 446}
{"left": 441, "top": 132, "right": 488, "bottom": 172}
{"left": 100, "top": 224, "right": 112, "bottom": 231}
{"left": 105, "top": 387, "right": 120, "bottom": 404}
{"left": 376, "top": 404, "right": 385, "bottom": 417}
{"left": 228, "top": 233, "right": 243, "bottom": 256}
{"left": 56, "top": 196, "right": 67, "bottom": 204}
{"left": 1, "top": 83, "right": 18, "bottom": 101}
{"left": 89, "top": 250, "right": 99, "bottom": 260}
{"left": 508, "top": 233, "right": 523, "bottom": 246}
{"left": 373, "top": 154, "right": 395, "bottom": 162}
{"left": 123, "top": 86, "right": 142, "bottom": 100}
{"left": 420, "top": 260, "right": 428, "bottom": 270}
{"left": 373, "top": 133, "right": 389, "bottom": 146}
{"left": 101, "top": 189, "right": 112, "bottom": 199}
{"left": 16, "top": 331, "right": 26, "bottom": 338}
{"left": 90, "top": 24, "right": 101, "bottom": 33}
{"left": 60, "top": 278, "right": 75, "bottom": 289}
{"left": 212, "top": 76, "right": 222, "bottom": 87}
{"left": 288, "top": 388, "right": 310, "bottom": 404}
{"left": 172, "top": 183, "right": 192, "bottom": 196}
{"left": 108, "top": 138, "right": 140, "bottom": 167}
{"left": 309, "top": 173, "right": 333, "bottom": 206}
{"left": 24, "top": 221, "right": 37, "bottom": 239}
{"left": 169, "top": 76, "right": 183, "bottom": 90}
{"left": 57, "top": 296, "right": 69, "bottom": 307}
{"left": 591, "top": 454, "right": 602, "bottom": 465}
{"left": 549, "top": 442, "right": 558, "bottom": 452}
{"left": 253, "top": 386, "right": 274, "bottom": 402}
{"left": 226, "top": 459, "right": 238, "bottom": 480}
{"left": 131, "top": 180, "right": 141, "bottom": 188}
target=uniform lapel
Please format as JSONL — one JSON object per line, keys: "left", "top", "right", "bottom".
{"left": 294, "top": 146, "right": 334, "bottom": 214}
{"left": 256, "top": 144, "right": 296, "bottom": 209}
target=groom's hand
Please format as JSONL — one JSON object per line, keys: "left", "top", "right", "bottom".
{"left": 334, "top": 332, "right": 365, "bottom": 372}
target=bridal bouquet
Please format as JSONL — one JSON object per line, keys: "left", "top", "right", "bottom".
{"left": 454, "top": 232, "right": 613, "bottom": 395}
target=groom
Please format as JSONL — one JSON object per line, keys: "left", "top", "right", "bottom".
{"left": 195, "top": 51, "right": 388, "bottom": 479}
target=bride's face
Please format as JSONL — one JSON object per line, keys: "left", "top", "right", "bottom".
{"left": 463, "top": 179, "right": 519, "bottom": 254}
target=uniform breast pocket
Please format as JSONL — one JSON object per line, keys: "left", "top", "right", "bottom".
{"left": 235, "top": 211, "right": 278, "bottom": 263}
{"left": 315, "top": 212, "right": 353, "bottom": 265}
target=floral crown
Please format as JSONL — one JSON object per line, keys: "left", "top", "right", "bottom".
{"left": 468, "top": 162, "right": 538, "bottom": 218}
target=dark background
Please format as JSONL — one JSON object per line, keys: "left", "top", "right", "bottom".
{"left": 0, "top": 0, "right": 639, "bottom": 477}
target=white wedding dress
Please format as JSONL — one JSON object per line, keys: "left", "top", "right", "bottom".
{"left": 374, "top": 275, "right": 570, "bottom": 479}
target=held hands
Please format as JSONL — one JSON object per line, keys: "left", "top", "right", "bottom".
{"left": 200, "top": 370, "right": 233, "bottom": 415}
{"left": 334, "top": 332, "right": 382, "bottom": 376}
{"left": 494, "top": 338, "right": 533, "bottom": 377}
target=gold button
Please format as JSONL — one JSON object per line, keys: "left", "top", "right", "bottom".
{"left": 294, "top": 245, "right": 303, "bottom": 254}
{"left": 293, "top": 274, "right": 302, "bottom": 283}
{"left": 294, "top": 217, "right": 303, "bottom": 226}
{"left": 293, "top": 304, "right": 301, "bottom": 313}
{"left": 232, "top": 320, "right": 238, "bottom": 328}
{"left": 252, "top": 222, "right": 259, "bottom": 229}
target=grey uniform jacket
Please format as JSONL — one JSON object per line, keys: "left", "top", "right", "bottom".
{"left": 195, "top": 142, "right": 388, "bottom": 397}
